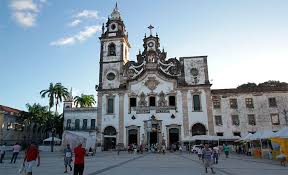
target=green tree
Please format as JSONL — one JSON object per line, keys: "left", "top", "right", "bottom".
{"left": 40, "top": 82, "right": 69, "bottom": 112}
{"left": 74, "top": 94, "right": 96, "bottom": 108}
{"left": 20, "top": 103, "right": 50, "bottom": 126}
{"left": 237, "top": 82, "right": 257, "bottom": 89}
{"left": 258, "top": 80, "right": 288, "bottom": 87}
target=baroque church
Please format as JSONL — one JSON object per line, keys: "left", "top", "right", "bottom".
{"left": 63, "top": 5, "right": 288, "bottom": 150}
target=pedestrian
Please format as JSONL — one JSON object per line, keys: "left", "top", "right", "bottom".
{"left": 212, "top": 146, "right": 219, "bottom": 164}
{"left": 202, "top": 144, "right": 215, "bottom": 174}
{"left": 64, "top": 144, "right": 73, "bottom": 173}
{"left": 23, "top": 142, "right": 40, "bottom": 175}
{"left": 73, "top": 143, "right": 85, "bottom": 175}
{"left": 197, "top": 147, "right": 203, "bottom": 160}
{"left": 10, "top": 142, "right": 21, "bottom": 163}
{"left": 0, "top": 143, "right": 7, "bottom": 163}
{"left": 224, "top": 144, "right": 230, "bottom": 158}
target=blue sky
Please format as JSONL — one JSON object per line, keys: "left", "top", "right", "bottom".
{"left": 1, "top": 0, "right": 288, "bottom": 111}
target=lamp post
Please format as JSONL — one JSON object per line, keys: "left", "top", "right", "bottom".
{"left": 51, "top": 128, "right": 55, "bottom": 152}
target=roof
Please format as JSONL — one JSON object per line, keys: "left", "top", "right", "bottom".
{"left": 211, "top": 86, "right": 288, "bottom": 95}
{"left": 0, "top": 105, "right": 22, "bottom": 115}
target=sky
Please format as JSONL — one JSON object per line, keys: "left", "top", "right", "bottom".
{"left": 1, "top": 0, "right": 288, "bottom": 111}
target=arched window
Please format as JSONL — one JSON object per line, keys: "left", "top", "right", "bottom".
{"left": 104, "top": 126, "right": 117, "bottom": 136}
{"left": 191, "top": 123, "right": 206, "bottom": 136}
{"left": 108, "top": 43, "right": 116, "bottom": 56}
{"left": 75, "top": 119, "right": 80, "bottom": 130}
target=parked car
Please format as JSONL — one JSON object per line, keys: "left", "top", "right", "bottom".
{"left": 191, "top": 145, "right": 203, "bottom": 153}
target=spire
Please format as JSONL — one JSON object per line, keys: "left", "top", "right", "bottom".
{"left": 67, "top": 87, "right": 73, "bottom": 101}
{"left": 111, "top": 2, "right": 121, "bottom": 20}
{"left": 148, "top": 25, "right": 154, "bottom": 36}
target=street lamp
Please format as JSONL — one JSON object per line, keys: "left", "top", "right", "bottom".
{"left": 51, "top": 128, "right": 56, "bottom": 152}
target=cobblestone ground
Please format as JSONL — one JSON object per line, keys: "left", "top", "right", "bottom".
{"left": 0, "top": 151, "right": 287, "bottom": 175}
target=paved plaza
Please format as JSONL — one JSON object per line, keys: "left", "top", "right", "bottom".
{"left": 0, "top": 151, "right": 287, "bottom": 175}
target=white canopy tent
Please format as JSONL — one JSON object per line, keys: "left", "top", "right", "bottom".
{"left": 62, "top": 131, "right": 96, "bottom": 150}
{"left": 273, "top": 127, "right": 288, "bottom": 138}
{"left": 235, "top": 133, "right": 253, "bottom": 142}
{"left": 43, "top": 137, "right": 62, "bottom": 142}
{"left": 249, "top": 130, "right": 275, "bottom": 140}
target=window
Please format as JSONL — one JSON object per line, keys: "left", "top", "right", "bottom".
{"left": 130, "top": 98, "right": 137, "bottom": 108}
{"left": 75, "top": 119, "right": 80, "bottom": 130}
{"left": 248, "top": 114, "right": 256, "bottom": 125}
{"left": 213, "top": 100, "right": 221, "bottom": 109}
{"left": 66, "top": 119, "right": 71, "bottom": 129}
{"left": 268, "top": 98, "right": 277, "bottom": 107}
{"left": 233, "top": 132, "right": 241, "bottom": 137}
{"left": 248, "top": 131, "right": 256, "bottom": 134}
{"left": 106, "top": 72, "right": 116, "bottom": 80}
{"left": 215, "top": 116, "right": 223, "bottom": 126}
{"left": 149, "top": 96, "right": 156, "bottom": 107}
{"left": 91, "top": 119, "right": 96, "bottom": 130}
{"left": 169, "top": 96, "right": 176, "bottom": 106}
{"left": 193, "top": 95, "right": 201, "bottom": 111}
{"left": 232, "top": 115, "right": 240, "bottom": 126}
{"left": 216, "top": 132, "right": 223, "bottom": 136}
{"left": 108, "top": 43, "right": 116, "bottom": 56}
{"left": 107, "top": 98, "right": 114, "bottom": 114}
{"left": 82, "top": 119, "right": 87, "bottom": 130}
{"left": 230, "top": 99, "right": 238, "bottom": 109}
{"left": 245, "top": 98, "right": 254, "bottom": 108}
{"left": 271, "top": 114, "right": 280, "bottom": 125}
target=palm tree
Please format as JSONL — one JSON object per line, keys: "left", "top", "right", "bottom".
{"left": 74, "top": 94, "right": 96, "bottom": 108}
{"left": 40, "top": 82, "right": 69, "bottom": 113}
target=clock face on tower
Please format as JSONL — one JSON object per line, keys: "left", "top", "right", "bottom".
{"left": 148, "top": 42, "right": 154, "bottom": 47}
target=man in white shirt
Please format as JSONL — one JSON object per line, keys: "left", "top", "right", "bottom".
{"left": 10, "top": 142, "right": 21, "bottom": 163}
{"left": 0, "top": 143, "right": 7, "bottom": 163}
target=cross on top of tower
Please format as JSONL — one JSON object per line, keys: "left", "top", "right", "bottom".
{"left": 148, "top": 25, "right": 154, "bottom": 36}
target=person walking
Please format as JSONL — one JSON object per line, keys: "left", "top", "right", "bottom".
{"left": 202, "top": 144, "right": 215, "bottom": 174}
{"left": 10, "top": 142, "right": 21, "bottom": 163}
{"left": 73, "top": 143, "right": 85, "bottom": 175}
{"left": 23, "top": 142, "right": 40, "bottom": 175}
{"left": 212, "top": 146, "right": 219, "bottom": 164}
{"left": 0, "top": 143, "right": 7, "bottom": 163}
{"left": 224, "top": 144, "right": 230, "bottom": 158}
{"left": 197, "top": 147, "right": 203, "bottom": 160}
{"left": 64, "top": 144, "right": 73, "bottom": 173}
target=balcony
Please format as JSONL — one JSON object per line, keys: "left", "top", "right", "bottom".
{"left": 131, "top": 106, "right": 177, "bottom": 114}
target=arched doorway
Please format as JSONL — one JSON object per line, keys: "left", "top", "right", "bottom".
{"left": 128, "top": 129, "right": 138, "bottom": 145}
{"left": 103, "top": 126, "right": 117, "bottom": 151}
{"left": 169, "top": 128, "right": 179, "bottom": 145}
{"left": 191, "top": 123, "right": 206, "bottom": 136}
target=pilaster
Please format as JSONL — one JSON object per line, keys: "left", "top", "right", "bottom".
{"left": 181, "top": 90, "right": 189, "bottom": 137}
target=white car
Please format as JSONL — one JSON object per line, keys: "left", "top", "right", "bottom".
{"left": 191, "top": 145, "right": 203, "bottom": 153}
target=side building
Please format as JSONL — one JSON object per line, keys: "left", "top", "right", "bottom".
{"left": 211, "top": 86, "right": 288, "bottom": 137}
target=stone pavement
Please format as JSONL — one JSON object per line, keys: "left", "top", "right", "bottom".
{"left": 0, "top": 151, "right": 287, "bottom": 175}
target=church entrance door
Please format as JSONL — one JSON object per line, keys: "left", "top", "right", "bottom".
{"left": 128, "top": 129, "right": 138, "bottom": 145}
{"left": 169, "top": 128, "right": 179, "bottom": 145}
{"left": 150, "top": 132, "right": 158, "bottom": 145}
{"left": 103, "top": 126, "right": 117, "bottom": 151}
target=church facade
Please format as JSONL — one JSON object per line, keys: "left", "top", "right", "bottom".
{"left": 63, "top": 5, "right": 288, "bottom": 150}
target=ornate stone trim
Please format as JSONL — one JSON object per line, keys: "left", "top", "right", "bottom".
{"left": 144, "top": 77, "right": 160, "bottom": 91}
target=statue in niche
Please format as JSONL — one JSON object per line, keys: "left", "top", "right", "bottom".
{"left": 158, "top": 91, "right": 167, "bottom": 107}
{"left": 138, "top": 92, "right": 147, "bottom": 106}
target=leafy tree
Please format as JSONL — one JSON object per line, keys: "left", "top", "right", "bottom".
{"left": 20, "top": 103, "right": 50, "bottom": 126}
{"left": 237, "top": 82, "right": 257, "bottom": 89}
{"left": 258, "top": 80, "right": 288, "bottom": 87}
{"left": 40, "top": 82, "right": 69, "bottom": 112}
{"left": 74, "top": 94, "right": 96, "bottom": 108}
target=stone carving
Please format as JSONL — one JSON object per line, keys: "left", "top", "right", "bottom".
{"left": 191, "top": 89, "right": 202, "bottom": 95}
{"left": 138, "top": 92, "right": 147, "bottom": 106}
{"left": 158, "top": 91, "right": 167, "bottom": 107}
{"left": 144, "top": 77, "right": 160, "bottom": 91}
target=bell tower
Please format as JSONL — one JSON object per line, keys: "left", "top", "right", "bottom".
{"left": 98, "top": 3, "right": 130, "bottom": 90}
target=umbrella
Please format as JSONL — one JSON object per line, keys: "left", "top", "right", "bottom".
{"left": 249, "top": 130, "right": 275, "bottom": 140}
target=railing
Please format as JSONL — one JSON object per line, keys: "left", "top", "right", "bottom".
{"left": 131, "top": 106, "right": 177, "bottom": 114}
{"left": 64, "top": 127, "right": 97, "bottom": 131}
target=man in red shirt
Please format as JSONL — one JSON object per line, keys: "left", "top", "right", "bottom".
{"left": 23, "top": 142, "right": 40, "bottom": 175}
{"left": 74, "top": 143, "right": 85, "bottom": 175}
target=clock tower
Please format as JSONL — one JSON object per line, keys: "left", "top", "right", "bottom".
{"left": 98, "top": 3, "right": 130, "bottom": 90}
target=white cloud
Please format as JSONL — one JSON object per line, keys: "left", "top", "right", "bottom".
{"left": 75, "top": 10, "right": 100, "bottom": 19}
{"left": 69, "top": 19, "right": 81, "bottom": 27}
{"left": 50, "top": 25, "right": 101, "bottom": 46}
{"left": 10, "top": 0, "right": 46, "bottom": 28}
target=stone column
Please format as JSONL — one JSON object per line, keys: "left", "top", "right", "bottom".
{"left": 97, "top": 93, "right": 103, "bottom": 146}
{"left": 204, "top": 88, "right": 215, "bottom": 135}
{"left": 118, "top": 92, "right": 125, "bottom": 144}
{"left": 181, "top": 90, "right": 189, "bottom": 137}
